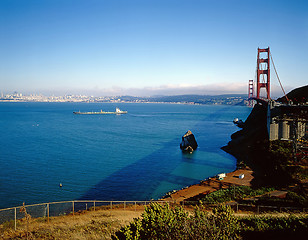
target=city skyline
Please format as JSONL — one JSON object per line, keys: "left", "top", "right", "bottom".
{"left": 1, "top": 0, "right": 307, "bottom": 97}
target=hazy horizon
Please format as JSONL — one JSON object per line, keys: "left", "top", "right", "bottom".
{"left": 1, "top": 82, "right": 296, "bottom": 99}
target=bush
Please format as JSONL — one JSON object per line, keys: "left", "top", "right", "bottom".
{"left": 239, "top": 214, "right": 308, "bottom": 233}
{"left": 201, "top": 186, "right": 275, "bottom": 204}
{"left": 112, "top": 203, "right": 239, "bottom": 240}
{"left": 286, "top": 191, "right": 308, "bottom": 206}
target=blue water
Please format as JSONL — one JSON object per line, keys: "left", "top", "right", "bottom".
{"left": 0, "top": 103, "right": 250, "bottom": 209}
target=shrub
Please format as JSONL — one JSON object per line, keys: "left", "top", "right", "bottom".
{"left": 239, "top": 214, "right": 308, "bottom": 233}
{"left": 112, "top": 203, "right": 239, "bottom": 240}
{"left": 201, "top": 186, "right": 275, "bottom": 204}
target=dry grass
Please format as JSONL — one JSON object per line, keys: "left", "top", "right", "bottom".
{"left": 1, "top": 204, "right": 306, "bottom": 239}
{"left": 0, "top": 206, "right": 143, "bottom": 240}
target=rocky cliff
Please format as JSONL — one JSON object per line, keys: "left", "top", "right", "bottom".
{"left": 222, "top": 84, "right": 308, "bottom": 187}
{"left": 222, "top": 99, "right": 300, "bottom": 187}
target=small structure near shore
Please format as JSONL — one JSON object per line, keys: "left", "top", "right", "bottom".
{"left": 180, "top": 130, "right": 198, "bottom": 152}
{"left": 217, "top": 173, "right": 226, "bottom": 180}
{"left": 233, "top": 118, "right": 244, "bottom": 128}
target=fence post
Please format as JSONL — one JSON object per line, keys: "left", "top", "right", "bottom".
{"left": 47, "top": 203, "right": 50, "bottom": 224}
{"left": 14, "top": 207, "right": 17, "bottom": 231}
{"left": 124, "top": 201, "right": 126, "bottom": 210}
{"left": 72, "top": 201, "right": 75, "bottom": 217}
{"left": 110, "top": 201, "right": 112, "bottom": 210}
{"left": 94, "top": 201, "right": 96, "bottom": 211}
{"left": 135, "top": 202, "right": 136, "bottom": 211}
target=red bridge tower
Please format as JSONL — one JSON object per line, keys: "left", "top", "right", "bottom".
{"left": 256, "top": 47, "right": 270, "bottom": 99}
{"left": 248, "top": 79, "right": 254, "bottom": 99}
{"left": 248, "top": 79, "right": 254, "bottom": 106}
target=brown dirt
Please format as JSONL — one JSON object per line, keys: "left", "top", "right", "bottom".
{"left": 163, "top": 168, "right": 254, "bottom": 202}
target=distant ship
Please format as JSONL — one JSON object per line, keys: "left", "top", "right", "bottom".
{"left": 73, "top": 107, "right": 127, "bottom": 115}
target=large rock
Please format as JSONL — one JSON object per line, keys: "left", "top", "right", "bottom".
{"left": 180, "top": 130, "right": 198, "bottom": 152}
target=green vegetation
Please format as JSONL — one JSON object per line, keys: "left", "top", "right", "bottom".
{"left": 201, "top": 186, "right": 275, "bottom": 204}
{"left": 269, "top": 140, "right": 293, "bottom": 165}
{"left": 113, "top": 203, "right": 308, "bottom": 240}
{"left": 286, "top": 191, "right": 308, "bottom": 206}
{"left": 113, "top": 203, "right": 239, "bottom": 240}
{"left": 239, "top": 214, "right": 308, "bottom": 239}
{"left": 269, "top": 140, "right": 308, "bottom": 181}
{"left": 255, "top": 190, "right": 308, "bottom": 208}
{"left": 2, "top": 203, "right": 308, "bottom": 239}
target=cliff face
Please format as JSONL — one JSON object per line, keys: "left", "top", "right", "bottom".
{"left": 229, "top": 103, "right": 268, "bottom": 149}
{"left": 222, "top": 102, "right": 294, "bottom": 187}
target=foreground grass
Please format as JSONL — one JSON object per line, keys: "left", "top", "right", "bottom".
{"left": 0, "top": 208, "right": 143, "bottom": 240}
{"left": 1, "top": 204, "right": 308, "bottom": 240}
{"left": 113, "top": 203, "right": 308, "bottom": 240}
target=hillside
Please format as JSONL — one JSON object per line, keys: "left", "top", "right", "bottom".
{"left": 0, "top": 207, "right": 143, "bottom": 240}
{"left": 120, "top": 94, "right": 247, "bottom": 105}
{"left": 2, "top": 204, "right": 307, "bottom": 240}
{"left": 277, "top": 85, "right": 308, "bottom": 104}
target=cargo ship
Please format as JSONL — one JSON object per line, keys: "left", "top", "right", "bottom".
{"left": 73, "top": 107, "right": 127, "bottom": 115}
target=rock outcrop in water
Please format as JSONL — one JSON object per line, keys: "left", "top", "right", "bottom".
{"left": 180, "top": 130, "right": 198, "bottom": 152}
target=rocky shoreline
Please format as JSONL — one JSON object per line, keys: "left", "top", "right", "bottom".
{"left": 162, "top": 100, "right": 270, "bottom": 202}
{"left": 162, "top": 84, "right": 308, "bottom": 202}
{"left": 162, "top": 167, "right": 254, "bottom": 202}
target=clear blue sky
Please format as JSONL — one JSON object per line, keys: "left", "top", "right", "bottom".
{"left": 0, "top": 0, "right": 307, "bottom": 96}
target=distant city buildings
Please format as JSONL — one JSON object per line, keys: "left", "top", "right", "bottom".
{"left": 0, "top": 92, "right": 246, "bottom": 105}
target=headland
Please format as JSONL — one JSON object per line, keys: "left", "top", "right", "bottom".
{"left": 163, "top": 85, "right": 308, "bottom": 206}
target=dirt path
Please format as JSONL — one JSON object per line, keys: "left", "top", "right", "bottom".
{"left": 163, "top": 168, "right": 254, "bottom": 202}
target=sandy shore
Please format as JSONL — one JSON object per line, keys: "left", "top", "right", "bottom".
{"left": 163, "top": 168, "right": 254, "bottom": 202}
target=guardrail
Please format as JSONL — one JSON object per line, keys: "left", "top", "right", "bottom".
{"left": 182, "top": 201, "right": 307, "bottom": 215}
{"left": 0, "top": 200, "right": 307, "bottom": 231}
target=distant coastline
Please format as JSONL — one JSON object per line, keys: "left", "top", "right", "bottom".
{"left": 0, "top": 93, "right": 247, "bottom": 105}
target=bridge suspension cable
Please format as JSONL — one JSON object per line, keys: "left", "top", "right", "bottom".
{"left": 269, "top": 52, "right": 289, "bottom": 102}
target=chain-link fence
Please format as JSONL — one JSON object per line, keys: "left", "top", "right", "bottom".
{"left": 0, "top": 200, "right": 307, "bottom": 231}
{"left": 0, "top": 200, "right": 171, "bottom": 230}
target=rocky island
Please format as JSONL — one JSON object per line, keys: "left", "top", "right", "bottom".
{"left": 180, "top": 130, "right": 198, "bottom": 152}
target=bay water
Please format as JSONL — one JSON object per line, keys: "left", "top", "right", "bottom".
{"left": 0, "top": 102, "right": 250, "bottom": 209}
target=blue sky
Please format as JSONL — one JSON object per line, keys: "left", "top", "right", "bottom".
{"left": 0, "top": 0, "right": 307, "bottom": 97}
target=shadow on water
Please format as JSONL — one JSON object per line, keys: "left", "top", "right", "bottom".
{"left": 80, "top": 139, "right": 196, "bottom": 201}
{"left": 79, "top": 105, "right": 239, "bottom": 201}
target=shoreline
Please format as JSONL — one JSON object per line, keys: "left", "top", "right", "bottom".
{"left": 161, "top": 167, "right": 254, "bottom": 203}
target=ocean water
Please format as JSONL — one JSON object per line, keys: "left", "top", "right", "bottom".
{"left": 0, "top": 102, "right": 250, "bottom": 209}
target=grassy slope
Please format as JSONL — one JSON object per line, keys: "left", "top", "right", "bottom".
{"left": 1, "top": 204, "right": 308, "bottom": 239}
{"left": 0, "top": 208, "right": 143, "bottom": 240}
